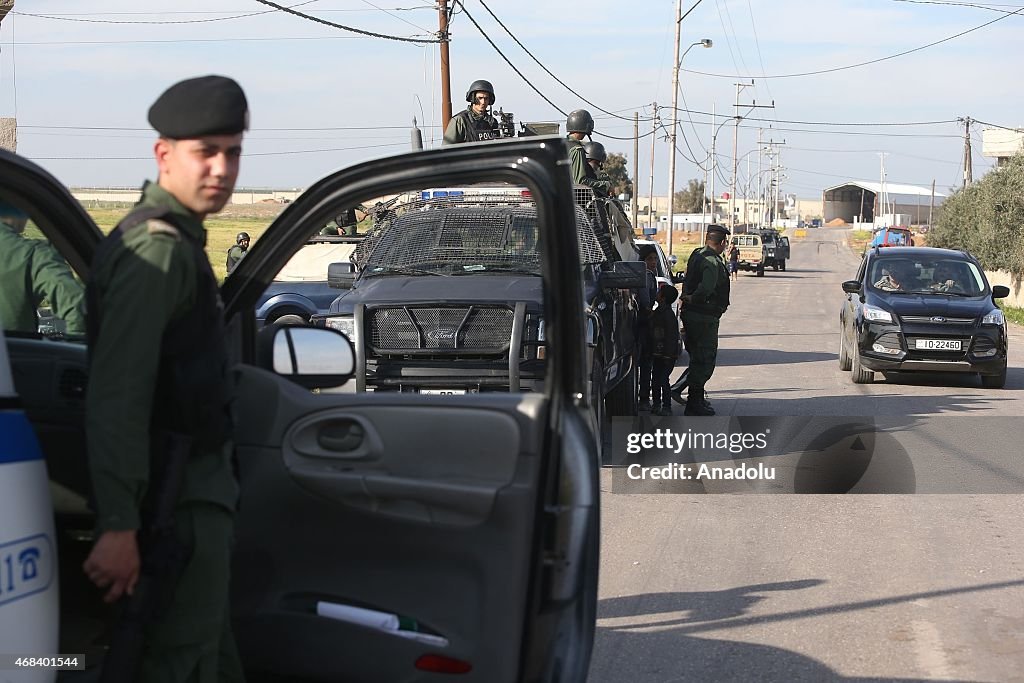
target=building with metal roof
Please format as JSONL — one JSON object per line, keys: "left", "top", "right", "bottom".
{"left": 822, "top": 181, "right": 947, "bottom": 226}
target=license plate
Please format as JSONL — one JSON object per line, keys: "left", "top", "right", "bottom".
{"left": 419, "top": 389, "right": 467, "bottom": 395}
{"left": 915, "top": 339, "right": 961, "bottom": 351}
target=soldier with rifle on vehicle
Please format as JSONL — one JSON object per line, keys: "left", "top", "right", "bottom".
{"left": 83, "top": 75, "right": 248, "bottom": 682}
{"left": 565, "top": 109, "right": 611, "bottom": 196}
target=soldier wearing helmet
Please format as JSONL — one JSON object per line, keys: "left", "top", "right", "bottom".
{"left": 565, "top": 109, "right": 610, "bottom": 195}
{"left": 443, "top": 79, "right": 499, "bottom": 145}
{"left": 583, "top": 141, "right": 612, "bottom": 197}
{"left": 226, "top": 231, "right": 249, "bottom": 274}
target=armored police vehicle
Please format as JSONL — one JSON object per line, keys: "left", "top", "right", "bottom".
{"left": 318, "top": 184, "right": 646, "bottom": 432}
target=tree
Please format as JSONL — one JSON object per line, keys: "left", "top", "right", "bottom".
{"left": 602, "top": 153, "right": 632, "bottom": 198}
{"left": 929, "top": 152, "right": 1024, "bottom": 278}
{"left": 673, "top": 178, "right": 706, "bottom": 213}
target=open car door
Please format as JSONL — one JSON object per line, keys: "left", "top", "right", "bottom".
{"left": 223, "top": 138, "right": 600, "bottom": 681}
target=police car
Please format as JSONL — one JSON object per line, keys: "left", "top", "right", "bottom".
{"left": 1, "top": 139, "right": 599, "bottom": 682}
{"left": 0, "top": 322, "right": 60, "bottom": 683}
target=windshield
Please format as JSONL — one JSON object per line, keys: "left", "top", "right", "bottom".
{"left": 869, "top": 258, "right": 986, "bottom": 296}
{"left": 354, "top": 194, "right": 605, "bottom": 277}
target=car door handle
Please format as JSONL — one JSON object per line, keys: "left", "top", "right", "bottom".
{"left": 317, "top": 420, "right": 365, "bottom": 452}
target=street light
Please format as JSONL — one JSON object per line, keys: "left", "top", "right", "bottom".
{"left": 667, "top": 32, "right": 713, "bottom": 258}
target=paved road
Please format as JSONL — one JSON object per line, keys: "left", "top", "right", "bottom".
{"left": 591, "top": 228, "right": 1024, "bottom": 682}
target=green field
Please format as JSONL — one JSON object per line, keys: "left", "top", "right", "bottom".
{"left": 85, "top": 207, "right": 277, "bottom": 282}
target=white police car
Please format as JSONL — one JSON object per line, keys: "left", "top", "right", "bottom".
{"left": 0, "top": 322, "right": 59, "bottom": 683}
{"left": 1, "top": 139, "right": 599, "bottom": 682}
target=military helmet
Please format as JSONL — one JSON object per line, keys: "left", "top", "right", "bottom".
{"left": 236, "top": 231, "right": 250, "bottom": 244}
{"left": 583, "top": 140, "right": 607, "bottom": 163}
{"left": 566, "top": 109, "right": 595, "bottom": 135}
{"left": 0, "top": 201, "right": 29, "bottom": 233}
{"left": 465, "top": 79, "right": 495, "bottom": 105}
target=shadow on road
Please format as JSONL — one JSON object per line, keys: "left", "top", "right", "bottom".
{"left": 590, "top": 578, "right": 1024, "bottom": 682}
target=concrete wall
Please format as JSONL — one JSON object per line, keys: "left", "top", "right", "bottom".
{"left": 71, "top": 187, "right": 304, "bottom": 205}
{"left": 986, "top": 270, "right": 1024, "bottom": 309}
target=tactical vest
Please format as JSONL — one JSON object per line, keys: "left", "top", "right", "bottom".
{"left": 86, "top": 206, "right": 231, "bottom": 452}
{"left": 683, "top": 247, "right": 730, "bottom": 317}
{"left": 456, "top": 109, "right": 496, "bottom": 142}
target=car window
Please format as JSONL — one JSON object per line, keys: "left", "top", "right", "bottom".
{"left": 0, "top": 199, "right": 87, "bottom": 341}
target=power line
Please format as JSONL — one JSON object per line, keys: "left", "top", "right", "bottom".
{"left": 659, "top": 107, "right": 959, "bottom": 127}
{"left": 7, "top": 7, "right": 437, "bottom": 16}
{"left": 684, "top": 6, "right": 1024, "bottom": 79}
{"left": 11, "top": 1, "right": 319, "bottom": 25}
{"left": 475, "top": 0, "right": 640, "bottom": 122}
{"left": 19, "top": 124, "right": 439, "bottom": 131}
{"left": 359, "top": 0, "right": 432, "bottom": 33}
{"left": 29, "top": 141, "right": 409, "bottom": 161}
{"left": 972, "top": 118, "right": 1022, "bottom": 131}
{"left": 454, "top": 1, "right": 565, "bottom": 115}
{"left": 252, "top": 0, "right": 440, "bottom": 43}
{"left": 2, "top": 35, "right": 370, "bottom": 46}
{"left": 892, "top": 0, "right": 1024, "bottom": 13}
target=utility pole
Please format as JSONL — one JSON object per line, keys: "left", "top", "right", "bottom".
{"left": 438, "top": 1, "right": 453, "bottom": 130}
{"left": 632, "top": 111, "right": 640, "bottom": 230}
{"left": 962, "top": 116, "right": 973, "bottom": 187}
{"left": 929, "top": 179, "right": 936, "bottom": 226}
{"left": 709, "top": 104, "right": 716, "bottom": 242}
{"left": 757, "top": 128, "right": 763, "bottom": 228}
{"left": 729, "top": 82, "right": 772, "bottom": 229}
{"left": 666, "top": 0, "right": 683, "bottom": 257}
{"left": 648, "top": 103, "right": 658, "bottom": 232}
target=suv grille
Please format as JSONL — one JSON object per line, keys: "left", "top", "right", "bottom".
{"left": 369, "top": 306, "right": 513, "bottom": 355}
{"left": 900, "top": 315, "right": 975, "bottom": 325}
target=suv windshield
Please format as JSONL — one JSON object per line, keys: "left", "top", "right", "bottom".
{"left": 354, "top": 194, "right": 604, "bottom": 277}
{"left": 869, "top": 257, "right": 986, "bottom": 296}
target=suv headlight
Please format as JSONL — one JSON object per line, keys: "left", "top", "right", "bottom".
{"left": 982, "top": 309, "right": 1005, "bottom": 326}
{"left": 863, "top": 304, "right": 893, "bottom": 323}
{"left": 325, "top": 315, "right": 357, "bottom": 346}
{"left": 537, "top": 318, "right": 545, "bottom": 342}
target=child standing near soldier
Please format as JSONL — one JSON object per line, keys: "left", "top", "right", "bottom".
{"left": 650, "top": 284, "right": 681, "bottom": 416}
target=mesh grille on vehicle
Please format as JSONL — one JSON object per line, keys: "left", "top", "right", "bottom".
{"left": 353, "top": 191, "right": 607, "bottom": 270}
{"left": 874, "top": 332, "right": 903, "bottom": 352}
{"left": 900, "top": 315, "right": 975, "bottom": 325}
{"left": 369, "top": 306, "right": 513, "bottom": 354}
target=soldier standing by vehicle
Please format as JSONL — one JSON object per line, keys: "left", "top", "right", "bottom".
{"left": 636, "top": 247, "right": 659, "bottom": 412}
{"left": 225, "top": 231, "right": 249, "bottom": 274}
{"left": 82, "top": 75, "right": 247, "bottom": 682}
{"left": 583, "top": 141, "right": 611, "bottom": 198}
{"left": 565, "top": 110, "right": 611, "bottom": 196}
{"left": 0, "top": 201, "right": 87, "bottom": 336}
{"left": 680, "top": 224, "right": 730, "bottom": 416}
{"left": 443, "top": 79, "right": 499, "bottom": 145}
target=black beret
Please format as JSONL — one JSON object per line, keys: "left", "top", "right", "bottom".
{"left": 706, "top": 224, "right": 731, "bottom": 239}
{"left": 148, "top": 75, "right": 249, "bottom": 139}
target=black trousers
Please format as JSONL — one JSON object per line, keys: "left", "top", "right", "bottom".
{"left": 652, "top": 356, "right": 675, "bottom": 408}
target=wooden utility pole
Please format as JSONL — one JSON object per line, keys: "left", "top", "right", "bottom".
{"left": 438, "top": 1, "right": 453, "bottom": 130}
{"left": 648, "top": 103, "right": 658, "bottom": 231}
{"left": 632, "top": 112, "right": 640, "bottom": 230}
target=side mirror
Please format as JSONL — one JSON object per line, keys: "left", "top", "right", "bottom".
{"left": 842, "top": 280, "right": 862, "bottom": 294}
{"left": 669, "top": 254, "right": 678, "bottom": 266}
{"left": 258, "top": 325, "right": 355, "bottom": 389}
{"left": 328, "top": 262, "right": 356, "bottom": 289}
{"left": 599, "top": 260, "right": 647, "bottom": 290}
{"left": 992, "top": 285, "right": 1010, "bottom": 299}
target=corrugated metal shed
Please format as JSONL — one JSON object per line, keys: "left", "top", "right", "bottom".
{"left": 823, "top": 181, "right": 946, "bottom": 206}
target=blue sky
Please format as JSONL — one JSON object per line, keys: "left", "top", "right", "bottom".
{"left": 1, "top": 0, "right": 1021, "bottom": 198}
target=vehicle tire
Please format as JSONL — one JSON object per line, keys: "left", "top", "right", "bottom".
{"left": 838, "top": 329, "right": 852, "bottom": 371}
{"left": 756, "top": 265, "right": 765, "bottom": 277}
{"left": 981, "top": 365, "right": 1007, "bottom": 389}
{"left": 780, "top": 259, "right": 786, "bottom": 271}
{"left": 772, "top": 262, "right": 779, "bottom": 271}
{"left": 851, "top": 350, "right": 874, "bottom": 384}
{"left": 271, "top": 313, "right": 308, "bottom": 326}
{"left": 606, "top": 361, "right": 638, "bottom": 417}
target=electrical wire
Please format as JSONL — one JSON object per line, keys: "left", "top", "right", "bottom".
{"left": 359, "top": 0, "right": 432, "bottom": 33}
{"left": 11, "top": 1, "right": 319, "bottom": 25}
{"left": 9, "top": 7, "right": 437, "bottom": 16}
{"left": 474, "top": 0, "right": 642, "bottom": 123}
{"left": 892, "top": 0, "right": 1024, "bottom": 13}
{"left": 972, "top": 118, "right": 1023, "bottom": 131}
{"left": 454, "top": 1, "right": 566, "bottom": 115}
{"left": 683, "top": 6, "right": 1024, "bottom": 79}
{"left": 252, "top": 0, "right": 440, "bottom": 43}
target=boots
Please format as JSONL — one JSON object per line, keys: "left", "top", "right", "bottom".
{"left": 684, "top": 388, "right": 715, "bottom": 416}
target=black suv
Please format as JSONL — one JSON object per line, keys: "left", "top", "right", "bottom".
{"left": 839, "top": 246, "right": 1010, "bottom": 387}
{"left": 317, "top": 186, "right": 645, "bottom": 426}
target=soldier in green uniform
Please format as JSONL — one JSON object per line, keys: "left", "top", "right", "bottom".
{"left": 583, "top": 140, "right": 612, "bottom": 198}
{"left": 82, "top": 75, "right": 248, "bottom": 682}
{"left": 0, "top": 202, "right": 87, "bottom": 336}
{"left": 565, "top": 109, "right": 611, "bottom": 196}
{"left": 680, "top": 224, "right": 730, "bottom": 416}
{"left": 443, "top": 79, "right": 499, "bottom": 145}
{"left": 225, "top": 231, "right": 249, "bottom": 274}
